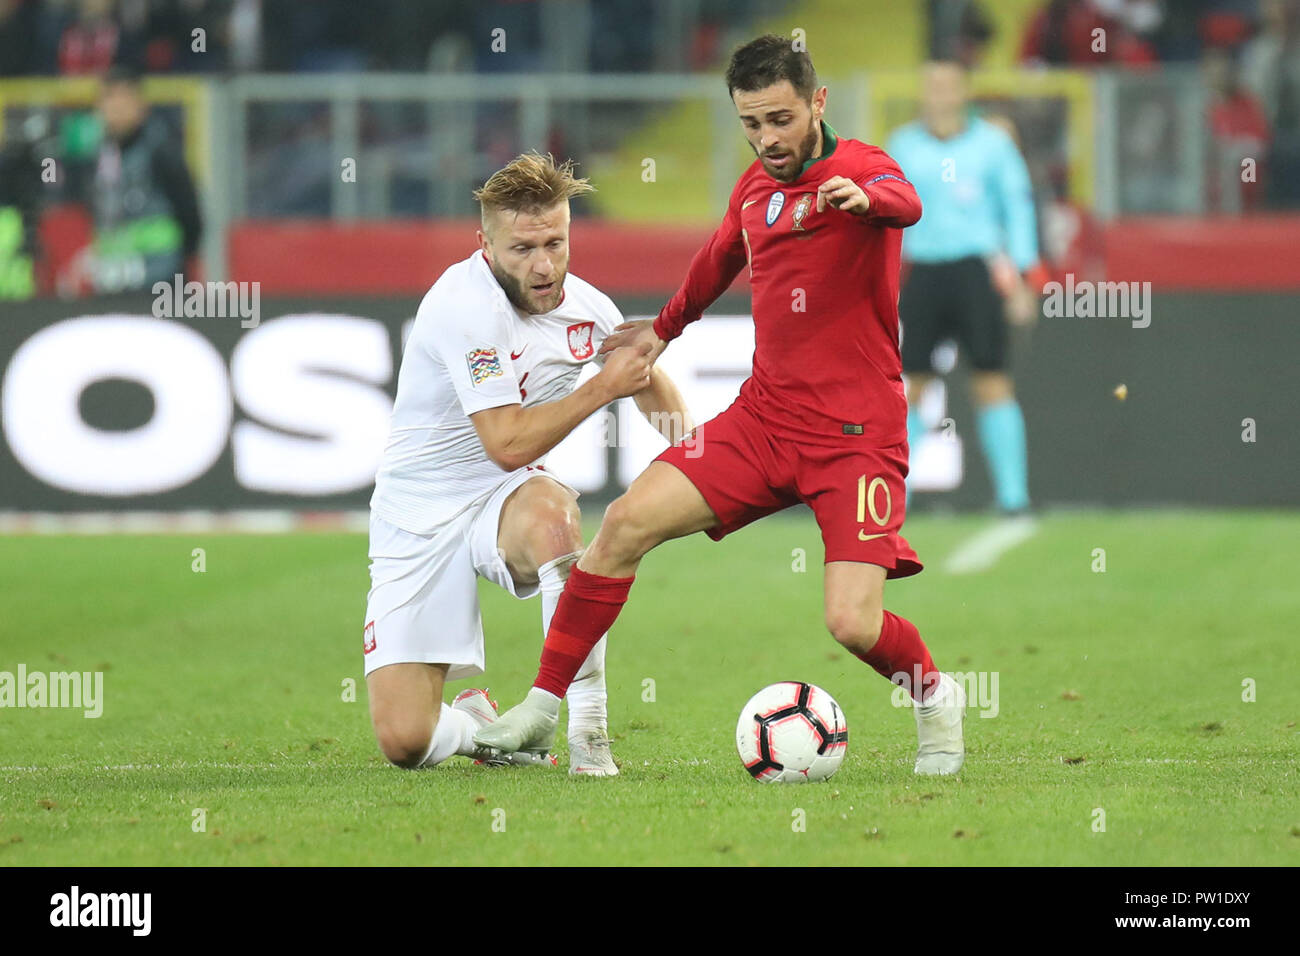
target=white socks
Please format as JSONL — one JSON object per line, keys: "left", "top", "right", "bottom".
{"left": 538, "top": 550, "right": 609, "bottom": 738}
{"left": 418, "top": 702, "right": 478, "bottom": 767}
{"left": 565, "top": 636, "right": 608, "bottom": 734}
{"left": 524, "top": 685, "right": 562, "bottom": 717}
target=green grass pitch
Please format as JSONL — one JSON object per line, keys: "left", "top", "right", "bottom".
{"left": 1, "top": 511, "right": 1297, "bottom": 866}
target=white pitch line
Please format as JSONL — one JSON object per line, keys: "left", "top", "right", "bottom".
{"left": 943, "top": 515, "right": 1041, "bottom": 575}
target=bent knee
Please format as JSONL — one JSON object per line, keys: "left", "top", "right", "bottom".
{"left": 524, "top": 495, "right": 583, "bottom": 560}
{"left": 599, "top": 494, "right": 660, "bottom": 560}
{"left": 374, "top": 721, "right": 432, "bottom": 769}
{"left": 825, "top": 607, "right": 883, "bottom": 654}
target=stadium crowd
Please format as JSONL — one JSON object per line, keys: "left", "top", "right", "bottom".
{"left": 0, "top": 0, "right": 782, "bottom": 75}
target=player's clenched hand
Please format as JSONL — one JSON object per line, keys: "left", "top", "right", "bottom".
{"left": 816, "top": 176, "right": 871, "bottom": 215}
{"left": 597, "top": 319, "right": 668, "bottom": 364}
{"left": 596, "top": 343, "right": 654, "bottom": 399}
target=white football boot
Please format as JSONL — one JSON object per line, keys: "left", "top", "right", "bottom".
{"left": 913, "top": 672, "right": 966, "bottom": 775}
{"left": 567, "top": 728, "right": 619, "bottom": 776}
{"left": 451, "top": 689, "right": 554, "bottom": 767}
{"left": 472, "top": 687, "right": 559, "bottom": 757}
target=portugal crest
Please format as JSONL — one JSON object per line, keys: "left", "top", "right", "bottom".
{"left": 791, "top": 194, "right": 813, "bottom": 230}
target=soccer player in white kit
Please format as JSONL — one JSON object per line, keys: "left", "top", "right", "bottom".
{"left": 364, "top": 152, "right": 693, "bottom": 775}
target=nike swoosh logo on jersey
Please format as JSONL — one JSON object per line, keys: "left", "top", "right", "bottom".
{"left": 742, "top": 199, "right": 759, "bottom": 209}
{"left": 858, "top": 531, "right": 888, "bottom": 542}
{"left": 510, "top": 347, "right": 526, "bottom": 360}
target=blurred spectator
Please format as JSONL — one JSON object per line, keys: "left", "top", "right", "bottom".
{"left": 929, "top": 0, "right": 995, "bottom": 68}
{"left": 86, "top": 63, "right": 201, "bottom": 292}
{"left": 58, "top": 0, "right": 120, "bottom": 75}
{"left": 1096, "top": 0, "right": 1165, "bottom": 40}
{"left": 0, "top": 0, "right": 773, "bottom": 76}
{"left": 1242, "top": 0, "right": 1300, "bottom": 129}
{"left": 1242, "top": 0, "right": 1300, "bottom": 206}
{"left": 136, "top": 0, "right": 233, "bottom": 73}
{"left": 1205, "top": 47, "right": 1271, "bottom": 212}
{"left": 226, "top": 0, "right": 259, "bottom": 71}
{"left": 1021, "top": 0, "right": 1159, "bottom": 67}
{"left": 1199, "top": 4, "right": 1254, "bottom": 52}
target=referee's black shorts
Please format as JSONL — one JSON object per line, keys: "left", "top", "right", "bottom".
{"left": 900, "top": 256, "right": 1006, "bottom": 373}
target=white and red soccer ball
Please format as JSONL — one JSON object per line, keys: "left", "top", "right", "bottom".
{"left": 736, "top": 681, "right": 848, "bottom": 783}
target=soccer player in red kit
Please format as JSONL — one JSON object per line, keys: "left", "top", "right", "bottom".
{"left": 477, "top": 35, "right": 966, "bottom": 775}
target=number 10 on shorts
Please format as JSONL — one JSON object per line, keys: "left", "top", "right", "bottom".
{"left": 857, "top": 474, "right": 892, "bottom": 537}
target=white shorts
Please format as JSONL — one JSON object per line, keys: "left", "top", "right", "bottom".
{"left": 362, "top": 467, "right": 578, "bottom": 680}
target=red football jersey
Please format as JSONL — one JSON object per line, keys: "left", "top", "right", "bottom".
{"left": 653, "top": 124, "right": 922, "bottom": 446}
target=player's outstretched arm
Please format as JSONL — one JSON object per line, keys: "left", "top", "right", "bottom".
{"left": 650, "top": 184, "right": 749, "bottom": 345}
{"left": 470, "top": 345, "right": 652, "bottom": 471}
{"left": 633, "top": 366, "right": 695, "bottom": 445}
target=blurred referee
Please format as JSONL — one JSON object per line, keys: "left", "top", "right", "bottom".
{"left": 887, "top": 61, "right": 1039, "bottom": 515}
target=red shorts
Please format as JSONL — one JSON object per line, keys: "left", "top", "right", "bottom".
{"left": 656, "top": 399, "right": 922, "bottom": 578}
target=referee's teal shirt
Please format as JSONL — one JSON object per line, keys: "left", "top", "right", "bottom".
{"left": 886, "top": 115, "right": 1039, "bottom": 272}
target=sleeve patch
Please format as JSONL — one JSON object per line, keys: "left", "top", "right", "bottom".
{"left": 466, "top": 347, "right": 504, "bottom": 386}
{"left": 864, "top": 173, "right": 907, "bottom": 186}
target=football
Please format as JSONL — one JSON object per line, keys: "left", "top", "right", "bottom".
{"left": 735, "top": 681, "right": 848, "bottom": 783}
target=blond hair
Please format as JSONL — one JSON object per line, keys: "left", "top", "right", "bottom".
{"left": 473, "top": 152, "right": 594, "bottom": 226}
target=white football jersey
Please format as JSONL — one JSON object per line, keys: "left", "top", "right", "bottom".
{"left": 370, "top": 250, "right": 622, "bottom": 533}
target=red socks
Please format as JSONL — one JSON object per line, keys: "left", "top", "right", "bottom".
{"left": 535, "top": 570, "right": 935, "bottom": 708}
{"left": 854, "top": 610, "right": 940, "bottom": 704}
{"left": 534, "top": 566, "right": 634, "bottom": 698}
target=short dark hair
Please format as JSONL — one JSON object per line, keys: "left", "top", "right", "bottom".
{"left": 725, "top": 34, "right": 818, "bottom": 100}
